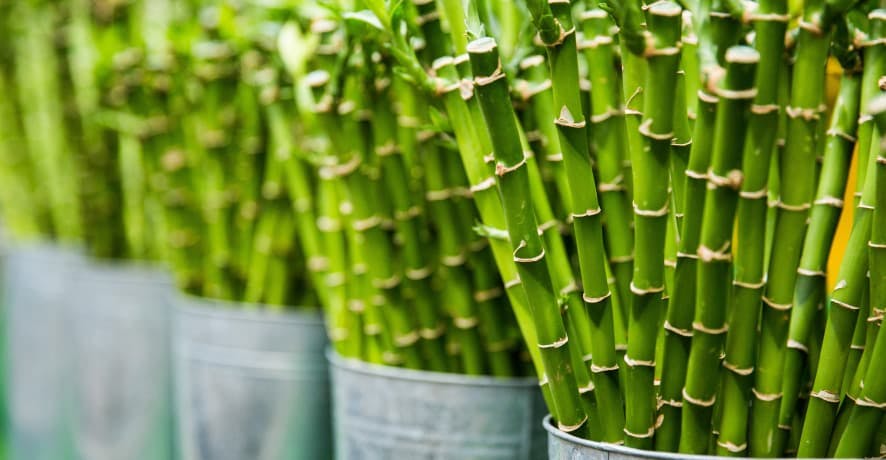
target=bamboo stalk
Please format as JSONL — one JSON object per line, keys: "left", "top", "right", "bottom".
{"left": 679, "top": 45, "right": 758, "bottom": 454}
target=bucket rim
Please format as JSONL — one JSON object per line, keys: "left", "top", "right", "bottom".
{"left": 327, "top": 348, "right": 540, "bottom": 388}
{"left": 543, "top": 415, "right": 822, "bottom": 460}
{"left": 177, "top": 293, "right": 324, "bottom": 325}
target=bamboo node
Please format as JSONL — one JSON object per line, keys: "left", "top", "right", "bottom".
{"left": 555, "top": 105, "right": 587, "bottom": 129}
{"left": 869, "top": 241, "right": 886, "bottom": 249}
{"left": 630, "top": 282, "right": 665, "bottom": 295}
{"left": 722, "top": 360, "right": 754, "bottom": 375}
{"left": 734, "top": 277, "right": 766, "bottom": 289}
{"left": 374, "top": 274, "right": 402, "bottom": 289}
{"left": 599, "top": 175, "right": 626, "bottom": 192}
{"left": 810, "top": 390, "right": 840, "bottom": 404}
{"left": 748, "top": 11, "right": 791, "bottom": 22}
{"left": 582, "top": 353, "right": 594, "bottom": 363}
{"left": 638, "top": 118, "right": 674, "bottom": 141}
{"left": 395, "top": 206, "right": 422, "bottom": 221}
{"left": 474, "top": 287, "right": 504, "bottom": 302}
{"left": 685, "top": 169, "right": 709, "bottom": 180}
{"left": 495, "top": 152, "right": 529, "bottom": 177}
{"left": 664, "top": 259, "right": 677, "bottom": 268}
{"left": 538, "top": 374, "right": 549, "bottom": 386}
{"left": 538, "top": 220, "right": 561, "bottom": 236}
{"left": 672, "top": 138, "right": 692, "bottom": 147}
{"left": 709, "top": 169, "right": 744, "bottom": 190}
{"left": 473, "top": 60, "right": 506, "bottom": 88}
{"left": 381, "top": 352, "right": 404, "bottom": 365}
{"left": 878, "top": 155, "right": 886, "bottom": 165}
{"left": 513, "top": 240, "right": 546, "bottom": 263}
{"left": 826, "top": 128, "right": 857, "bottom": 143}
{"left": 739, "top": 187, "right": 767, "bottom": 199}
{"left": 425, "top": 189, "right": 453, "bottom": 202}
{"left": 762, "top": 296, "right": 792, "bottom": 311}
{"left": 796, "top": 268, "right": 826, "bottom": 277}
{"left": 591, "top": 107, "right": 622, "bottom": 124}
{"left": 415, "top": 10, "right": 441, "bottom": 25}
{"left": 364, "top": 323, "right": 381, "bottom": 335}
{"left": 683, "top": 389, "right": 717, "bottom": 407}
{"left": 797, "top": 18, "right": 823, "bottom": 35}
{"left": 578, "top": 35, "right": 615, "bottom": 50}
{"left": 830, "top": 298, "right": 860, "bottom": 311}
{"left": 787, "top": 339, "right": 809, "bottom": 354}
{"left": 442, "top": 253, "right": 467, "bottom": 267}
{"left": 624, "top": 354, "right": 656, "bottom": 368}
{"left": 698, "top": 241, "right": 732, "bottom": 262}
{"left": 752, "top": 388, "right": 782, "bottom": 401}
{"left": 578, "top": 381, "right": 596, "bottom": 394}
{"left": 453, "top": 316, "right": 479, "bottom": 329}
{"left": 583, "top": 291, "right": 612, "bottom": 304}
{"left": 716, "top": 86, "right": 758, "bottom": 100}
{"left": 775, "top": 200, "right": 811, "bottom": 212}
{"left": 325, "top": 272, "right": 346, "bottom": 287}
{"left": 395, "top": 331, "right": 420, "bottom": 346}
{"left": 751, "top": 103, "right": 780, "bottom": 115}
{"left": 624, "top": 425, "right": 656, "bottom": 439}
{"left": 406, "top": 266, "right": 433, "bottom": 280}
{"left": 558, "top": 416, "right": 589, "bottom": 433}
{"left": 676, "top": 251, "right": 700, "bottom": 260}
{"left": 693, "top": 321, "right": 729, "bottom": 335}
{"left": 504, "top": 277, "right": 522, "bottom": 289}
{"left": 610, "top": 254, "right": 635, "bottom": 263}
{"left": 571, "top": 207, "right": 602, "bottom": 219}
{"left": 591, "top": 363, "right": 620, "bottom": 373}
{"left": 420, "top": 324, "right": 446, "bottom": 339}
{"left": 813, "top": 196, "right": 844, "bottom": 208}
{"left": 633, "top": 201, "right": 669, "bottom": 217}
{"left": 542, "top": 23, "right": 576, "bottom": 48}
{"left": 660, "top": 398, "right": 683, "bottom": 408}
{"left": 664, "top": 320, "right": 693, "bottom": 337}
{"left": 717, "top": 440, "right": 748, "bottom": 453}
{"left": 856, "top": 397, "right": 886, "bottom": 408}
{"left": 785, "top": 105, "right": 824, "bottom": 121}
{"left": 850, "top": 344, "right": 865, "bottom": 350}
{"left": 538, "top": 336, "right": 569, "bottom": 349}
{"left": 546, "top": 152, "right": 564, "bottom": 162}
{"left": 470, "top": 176, "right": 497, "bottom": 193}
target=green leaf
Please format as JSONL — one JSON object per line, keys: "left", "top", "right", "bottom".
{"left": 343, "top": 10, "right": 385, "bottom": 33}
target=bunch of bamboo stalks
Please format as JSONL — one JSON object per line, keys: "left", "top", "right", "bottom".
{"left": 326, "top": 0, "right": 886, "bottom": 455}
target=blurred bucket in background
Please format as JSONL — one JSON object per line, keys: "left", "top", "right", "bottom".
{"left": 4, "top": 243, "right": 81, "bottom": 460}
{"left": 174, "top": 296, "right": 331, "bottom": 460}
{"left": 68, "top": 260, "right": 174, "bottom": 460}
{"left": 329, "top": 351, "right": 548, "bottom": 460}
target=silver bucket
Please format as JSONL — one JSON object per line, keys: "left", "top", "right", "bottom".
{"left": 174, "top": 296, "right": 332, "bottom": 460}
{"left": 3, "top": 243, "right": 82, "bottom": 460}
{"left": 543, "top": 416, "right": 808, "bottom": 460}
{"left": 329, "top": 351, "right": 548, "bottom": 460}
{"left": 68, "top": 260, "right": 174, "bottom": 460}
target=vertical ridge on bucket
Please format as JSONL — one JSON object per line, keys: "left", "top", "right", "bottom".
{"left": 174, "top": 296, "right": 331, "bottom": 460}
{"left": 69, "top": 260, "right": 174, "bottom": 460}
{"left": 4, "top": 244, "right": 81, "bottom": 460}
{"left": 329, "top": 351, "right": 548, "bottom": 460}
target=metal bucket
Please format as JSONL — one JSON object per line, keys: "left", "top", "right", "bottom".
{"left": 3, "top": 243, "right": 82, "bottom": 460}
{"left": 68, "top": 260, "right": 174, "bottom": 460}
{"left": 329, "top": 351, "right": 548, "bottom": 460}
{"left": 174, "top": 296, "right": 331, "bottom": 460}
{"left": 544, "top": 415, "right": 805, "bottom": 460}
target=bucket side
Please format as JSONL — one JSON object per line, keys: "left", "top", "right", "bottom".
{"left": 174, "top": 299, "right": 331, "bottom": 460}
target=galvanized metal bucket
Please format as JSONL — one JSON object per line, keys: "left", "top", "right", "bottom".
{"left": 3, "top": 243, "right": 82, "bottom": 460}
{"left": 544, "top": 415, "right": 808, "bottom": 460}
{"left": 329, "top": 351, "right": 548, "bottom": 460}
{"left": 68, "top": 260, "right": 174, "bottom": 460}
{"left": 174, "top": 296, "right": 331, "bottom": 460}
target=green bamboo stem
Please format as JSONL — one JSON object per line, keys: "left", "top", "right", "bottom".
{"left": 679, "top": 46, "right": 758, "bottom": 455}
{"left": 796, "top": 116, "right": 878, "bottom": 458}
{"left": 853, "top": 10, "right": 886, "bottom": 206}
{"left": 468, "top": 36, "right": 588, "bottom": 436}
{"left": 14, "top": 2, "right": 83, "bottom": 243}
{"left": 712, "top": 0, "right": 787, "bottom": 453}
{"left": 749, "top": 0, "right": 842, "bottom": 452}
{"left": 615, "top": 1, "right": 683, "bottom": 448}
{"left": 525, "top": 0, "right": 624, "bottom": 442}
{"left": 655, "top": 84, "right": 718, "bottom": 454}
{"left": 778, "top": 68, "right": 862, "bottom": 439}
{"left": 579, "top": 8, "right": 634, "bottom": 351}
{"left": 432, "top": 56, "right": 546, "bottom": 382}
